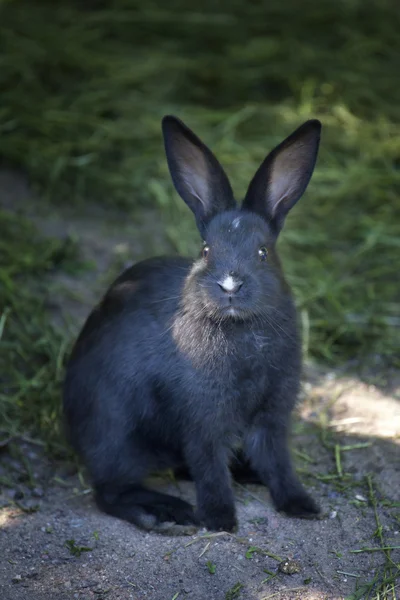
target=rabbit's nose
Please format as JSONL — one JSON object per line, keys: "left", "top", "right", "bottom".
{"left": 218, "top": 275, "right": 243, "bottom": 294}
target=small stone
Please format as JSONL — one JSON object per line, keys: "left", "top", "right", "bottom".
{"left": 327, "top": 490, "right": 340, "bottom": 499}
{"left": 355, "top": 494, "right": 367, "bottom": 502}
{"left": 8, "top": 488, "right": 24, "bottom": 501}
{"left": 79, "top": 580, "right": 96, "bottom": 589}
{"left": 32, "top": 487, "right": 44, "bottom": 498}
{"left": 12, "top": 575, "right": 22, "bottom": 584}
{"left": 278, "top": 559, "right": 302, "bottom": 575}
{"left": 329, "top": 510, "right": 338, "bottom": 519}
{"left": 19, "top": 499, "right": 40, "bottom": 512}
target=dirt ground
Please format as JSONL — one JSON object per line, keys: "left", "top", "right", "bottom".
{"left": 0, "top": 169, "right": 399, "bottom": 600}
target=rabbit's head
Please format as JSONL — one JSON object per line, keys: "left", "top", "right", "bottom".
{"left": 162, "top": 116, "right": 321, "bottom": 322}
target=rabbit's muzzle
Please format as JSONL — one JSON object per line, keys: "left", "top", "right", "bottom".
{"left": 217, "top": 274, "right": 243, "bottom": 295}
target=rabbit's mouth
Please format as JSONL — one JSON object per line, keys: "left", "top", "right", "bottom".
{"left": 194, "top": 279, "right": 254, "bottom": 321}
{"left": 224, "top": 306, "right": 240, "bottom": 317}
{"left": 218, "top": 304, "right": 250, "bottom": 321}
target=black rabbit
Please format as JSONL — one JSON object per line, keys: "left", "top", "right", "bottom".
{"left": 63, "top": 115, "right": 321, "bottom": 534}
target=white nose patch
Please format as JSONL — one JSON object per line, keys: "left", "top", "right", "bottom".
{"left": 232, "top": 217, "right": 241, "bottom": 229}
{"left": 220, "top": 275, "right": 237, "bottom": 292}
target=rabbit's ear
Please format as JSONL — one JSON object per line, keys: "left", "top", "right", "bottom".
{"left": 162, "top": 116, "right": 235, "bottom": 234}
{"left": 242, "top": 120, "right": 321, "bottom": 232}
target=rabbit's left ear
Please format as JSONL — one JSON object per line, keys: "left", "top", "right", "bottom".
{"left": 242, "top": 120, "right": 321, "bottom": 232}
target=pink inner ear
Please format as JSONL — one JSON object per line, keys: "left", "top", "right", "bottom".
{"left": 268, "top": 145, "right": 306, "bottom": 214}
{"left": 177, "top": 138, "right": 210, "bottom": 209}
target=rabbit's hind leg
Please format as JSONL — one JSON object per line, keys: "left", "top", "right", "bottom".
{"left": 93, "top": 438, "right": 199, "bottom": 536}
{"left": 95, "top": 482, "right": 199, "bottom": 535}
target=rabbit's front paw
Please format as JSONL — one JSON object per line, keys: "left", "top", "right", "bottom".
{"left": 200, "top": 506, "right": 238, "bottom": 532}
{"left": 279, "top": 491, "right": 320, "bottom": 519}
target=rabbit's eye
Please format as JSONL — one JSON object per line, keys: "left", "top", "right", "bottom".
{"left": 258, "top": 246, "right": 268, "bottom": 261}
{"left": 202, "top": 245, "right": 210, "bottom": 258}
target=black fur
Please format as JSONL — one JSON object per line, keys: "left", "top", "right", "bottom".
{"left": 63, "top": 116, "right": 322, "bottom": 533}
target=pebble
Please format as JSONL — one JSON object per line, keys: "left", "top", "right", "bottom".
{"left": 278, "top": 559, "right": 302, "bottom": 575}
{"left": 7, "top": 488, "right": 24, "bottom": 501}
{"left": 327, "top": 490, "right": 341, "bottom": 499}
{"left": 355, "top": 494, "right": 367, "bottom": 502}
{"left": 32, "top": 486, "right": 44, "bottom": 498}
{"left": 23, "top": 498, "right": 41, "bottom": 510}
{"left": 26, "top": 570, "right": 38, "bottom": 579}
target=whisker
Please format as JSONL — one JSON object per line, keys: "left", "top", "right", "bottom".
{"left": 150, "top": 295, "right": 182, "bottom": 304}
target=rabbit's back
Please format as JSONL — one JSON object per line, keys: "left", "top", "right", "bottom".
{"left": 63, "top": 258, "right": 192, "bottom": 459}
{"left": 65, "top": 257, "right": 192, "bottom": 399}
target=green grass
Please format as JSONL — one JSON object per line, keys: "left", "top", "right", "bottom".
{"left": 0, "top": 0, "right": 399, "bottom": 443}
{"left": 344, "top": 476, "right": 400, "bottom": 600}
{"left": 0, "top": 210, "right": 84, "bottom": 451}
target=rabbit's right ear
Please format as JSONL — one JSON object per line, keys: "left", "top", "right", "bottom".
{"left": 162, "top": 116, "right": 236, "bottom": 235}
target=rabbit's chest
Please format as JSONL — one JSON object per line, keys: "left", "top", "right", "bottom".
{"left": 170, "top": 317, "right": 297, "bottom": 431}
{"left": 221, "top": 337, "right": 271, "bottom": 406}
{"left": 185, "top": 332, "right": 276, "bottom": 420}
